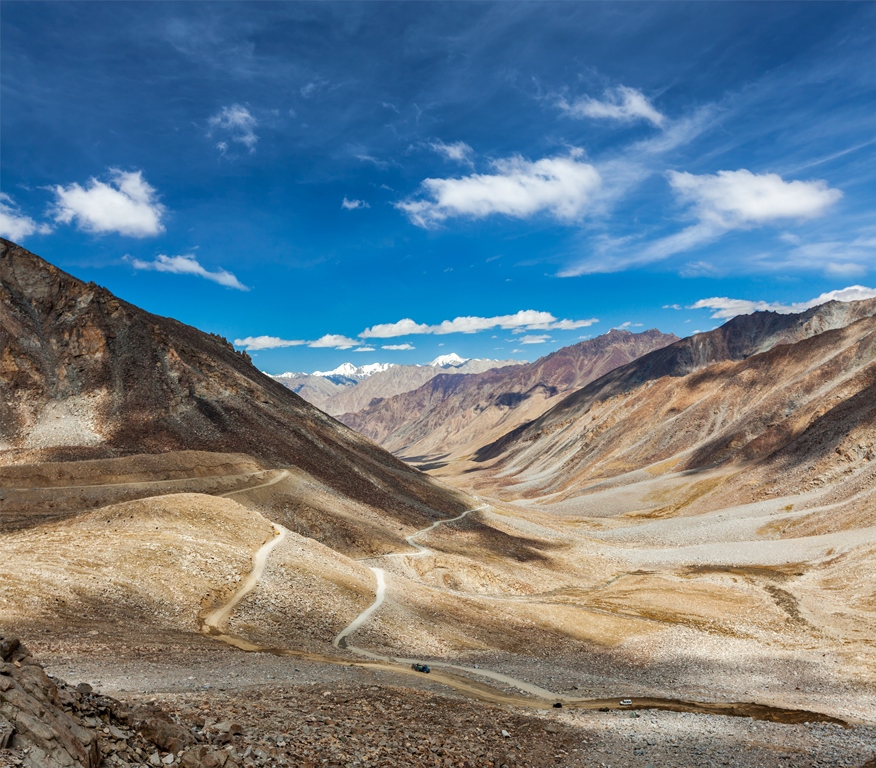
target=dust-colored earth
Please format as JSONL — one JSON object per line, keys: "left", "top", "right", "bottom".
{"left": 2, "top": 450, "right": 876, "bottom": 767}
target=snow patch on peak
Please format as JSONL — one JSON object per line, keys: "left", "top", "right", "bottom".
{"left": 429, "top": 353, "right": 469, "bottom": 368}
{"left": 312, "top": 362, "right": 395, "bottom": 379}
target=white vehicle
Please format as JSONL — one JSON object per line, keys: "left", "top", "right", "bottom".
{"left": 619, "top": 699, "right": 633, "bottom": 707}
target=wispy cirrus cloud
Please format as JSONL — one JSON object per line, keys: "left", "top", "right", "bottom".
{"left": 0, "top": 194, "right": 52, "bottom": 241}
{"left": 208, "top": 104, "right": 258, "bottom": 152}
{"left": 428, "top": 140, "right": 474, "bottom": 165}
{"left": 396, "top": 153, "right": 601, "bottom": 228}
{"left": 382, "top": 343, "right": 415, "bottom": 351}
{"left": 126, "top": 253, "right": 249, "bottom": 290}
{"left": 360, "top": 310, "right": 598, "bottom": 338}
{"left": 341, "top": 197, "right": 369, "bottom": 210}
{"left": 52, "top": 169, "right": 166, "bottom": 237}
{"left": 557, "top": 85, "right": 665, "bottom": 127}
{"left": 692, "top": 285, "right": 876, "bottom": 320}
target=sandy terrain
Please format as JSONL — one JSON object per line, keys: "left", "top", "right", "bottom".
{"left": 2, "top": 450, "right": 876, "bottom": 766}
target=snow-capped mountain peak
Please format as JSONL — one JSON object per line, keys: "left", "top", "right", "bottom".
{"left": 429, "top": 353, "right": 469, "bottom": 368}
{"left": 311, "top": 362, "right": 395, "bottom": 379}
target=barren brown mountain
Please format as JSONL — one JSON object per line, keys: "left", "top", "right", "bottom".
{"left": 472, "top": 298, "right": 876, "bottom": 496}
{"left": 0, "top": 238, "right": 470, "bottom": 548}
{"left": 339, "top": 328, "right": 677, "bottom": 466}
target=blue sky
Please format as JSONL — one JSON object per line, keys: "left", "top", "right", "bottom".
{"left": 2, "top": 2, "right": 875, "bottom": 373}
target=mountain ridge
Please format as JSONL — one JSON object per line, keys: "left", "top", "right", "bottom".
{"left": 0, "top": 238, "right": 470, "bottom": 529}
{"left": 338, "top": 328, "right": 679, "bottom": 463}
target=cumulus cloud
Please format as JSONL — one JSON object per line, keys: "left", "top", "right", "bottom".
{"left": 361, "top": 318, "right": 431, "bottom": 338}
{"left": 692, "top": 285, "right": 876, "bottom": 319}
{"left": 558, "top": 86, "right": 665, "bottom": 127}
{"left": 208, "top": 104, "right": 258, "bottom": 152}
{"left": 360, "top": 310, "right": 597, "bottom": 338}
{"left": 397, "top": 154, "right": 601, "bottom": 228}
{"left": 234, "top": 336, "right": 305, "bottom": 351}
{"left": 382, "top": 343, "right": 415, "bottom": 351}
{"left": 127, "top": 253, "right": 248, "bottom": 290}
{"left": 308, "top": 334, "right": 359, "bottom": 349}
{"left": 234, "top": 333, "right": 361, "bottom": 351}
{"left": 52, "top": 169, "right": 166, "bottom": 237}
{"left": 0, "top": 194, "right": 52, "bottom": 241}
{"left": 341, "top": 197, "right": 370, "bottom": 210}
{"left": 668, "top": 169, "right": 843, "bottom": 230}
{"left": 429, "top": 140, "right": 474, "bottom": 164}
{"left": 518, "top": 334, "right": 551, "bottom": 344}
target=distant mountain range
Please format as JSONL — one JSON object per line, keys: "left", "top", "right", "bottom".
{"left": 338, "top": 328, "right": 678, "bottom": 465}
{"left": 270, "top": 354, "right": 523, "bottom": 415}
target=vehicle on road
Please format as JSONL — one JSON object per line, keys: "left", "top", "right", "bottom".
{"left": 411, "top": 663, "right": 430, "bottom": 673}
{"left": 619, "top": 699, "right": 633, "bottom": 707}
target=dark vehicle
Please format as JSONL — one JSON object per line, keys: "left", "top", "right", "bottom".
{"left": 553, "top": 702, "right": 563, "bottom": 708}
{"left": 411, "top": 663, "right": 430, "bottom": 673}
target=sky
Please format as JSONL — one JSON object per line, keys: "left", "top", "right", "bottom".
{"left": 2, "top": 2, "right": 875, "bottom": 374}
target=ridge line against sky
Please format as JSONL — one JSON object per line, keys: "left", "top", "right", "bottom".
{"left": 2, "top": 2, "right": 875, "bottom": 371}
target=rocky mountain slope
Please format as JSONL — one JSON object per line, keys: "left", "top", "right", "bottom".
{"left": 472, "top": 299, "right": 876, "bottom": 514}
{"left": 320, "top": 356, "right": 521, "bottom": 417}
{"left": 0, "top": 239, "right": 469, "bottom": 529}
{"left": 339, "top": 329, "right": 678, "bottom": 465}
{"left": 271, "top": 355, "right": 521, "bottom": 414}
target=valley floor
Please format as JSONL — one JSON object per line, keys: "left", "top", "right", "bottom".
{"left": 2, "top": 452, "right": 876, "bottom": 767}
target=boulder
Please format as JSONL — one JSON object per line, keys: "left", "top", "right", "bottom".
{"left": 0, "top": 635, "right": 100, "bottom": 768}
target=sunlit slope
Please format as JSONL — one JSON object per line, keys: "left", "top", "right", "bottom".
{"left": 474, "top": 302, "right": 876, "bottom": 513}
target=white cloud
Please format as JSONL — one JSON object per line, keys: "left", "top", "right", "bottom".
{"left": 360, "top": 310, "right": 597, "bottom": 338}
{"left": 354, "top": 346, "right": 376, "bottom": 352}
{"left": 518, "top": 334, "right": 551, "bottom": 344}
{"left": 825, "top": 262, "right": 867, "bottom": 278}
{"left": 382, "top": 343, "right": 415, "bottom": 351}
{"left": 127, "top": 253, "right": 249, "bottom": 290}
{"left": 668, "top": 169, "right": 842, "bottom": 230}
{"left": 663, "top": 304, "right": 683, "bottom": 310}
{"left": 235, "top": 333, "right": 358, "bottom": 351}
{"left": 558, "top": 86, "right": 665, "bottom": 128}
{"left": 616, "top": 322, "right": 644, "bottom": 328}
{"left": 692, "top": 285, "right": 876, "bottom": 319}
{"left": 527, "top": 317, "right": 599, "bottom": 331}
{"left": 397, "top": 154, "right": 601, "bottom": 228}
{"left": 429, "top": 140, "right": 474, "bottom": 164}
{"left": 208, "top": 104, "right": 258, "bottom": 151}
{"left": 52, "top": 169, "right": 166, "bottom": 237}
{"left": 341, "top": 197, "right": 370, "bottom": 210}
{"left": 0, "top": 194, "right": 52, "bottom": 241}
{"left": 361, "top": 318, "right": 431, "bottom": 338}
{"left": 563, "top": 169, "right": 844, "bottom": 276}
{"left": 308, "top": 334, "right": 358, "bottom": 349}
{"left": 234, "top": 336, "right": 306, "bottom": 351}
{"left": 300, "top": 79, "right": 328, "bottom": 98}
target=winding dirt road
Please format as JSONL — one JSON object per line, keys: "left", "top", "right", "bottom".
{"left": 198, "top": 498, "right": 846, "bottom": 725}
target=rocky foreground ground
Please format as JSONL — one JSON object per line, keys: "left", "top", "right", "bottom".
{"left": 2, "top": 635, "right": 876, "bottom": 768}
